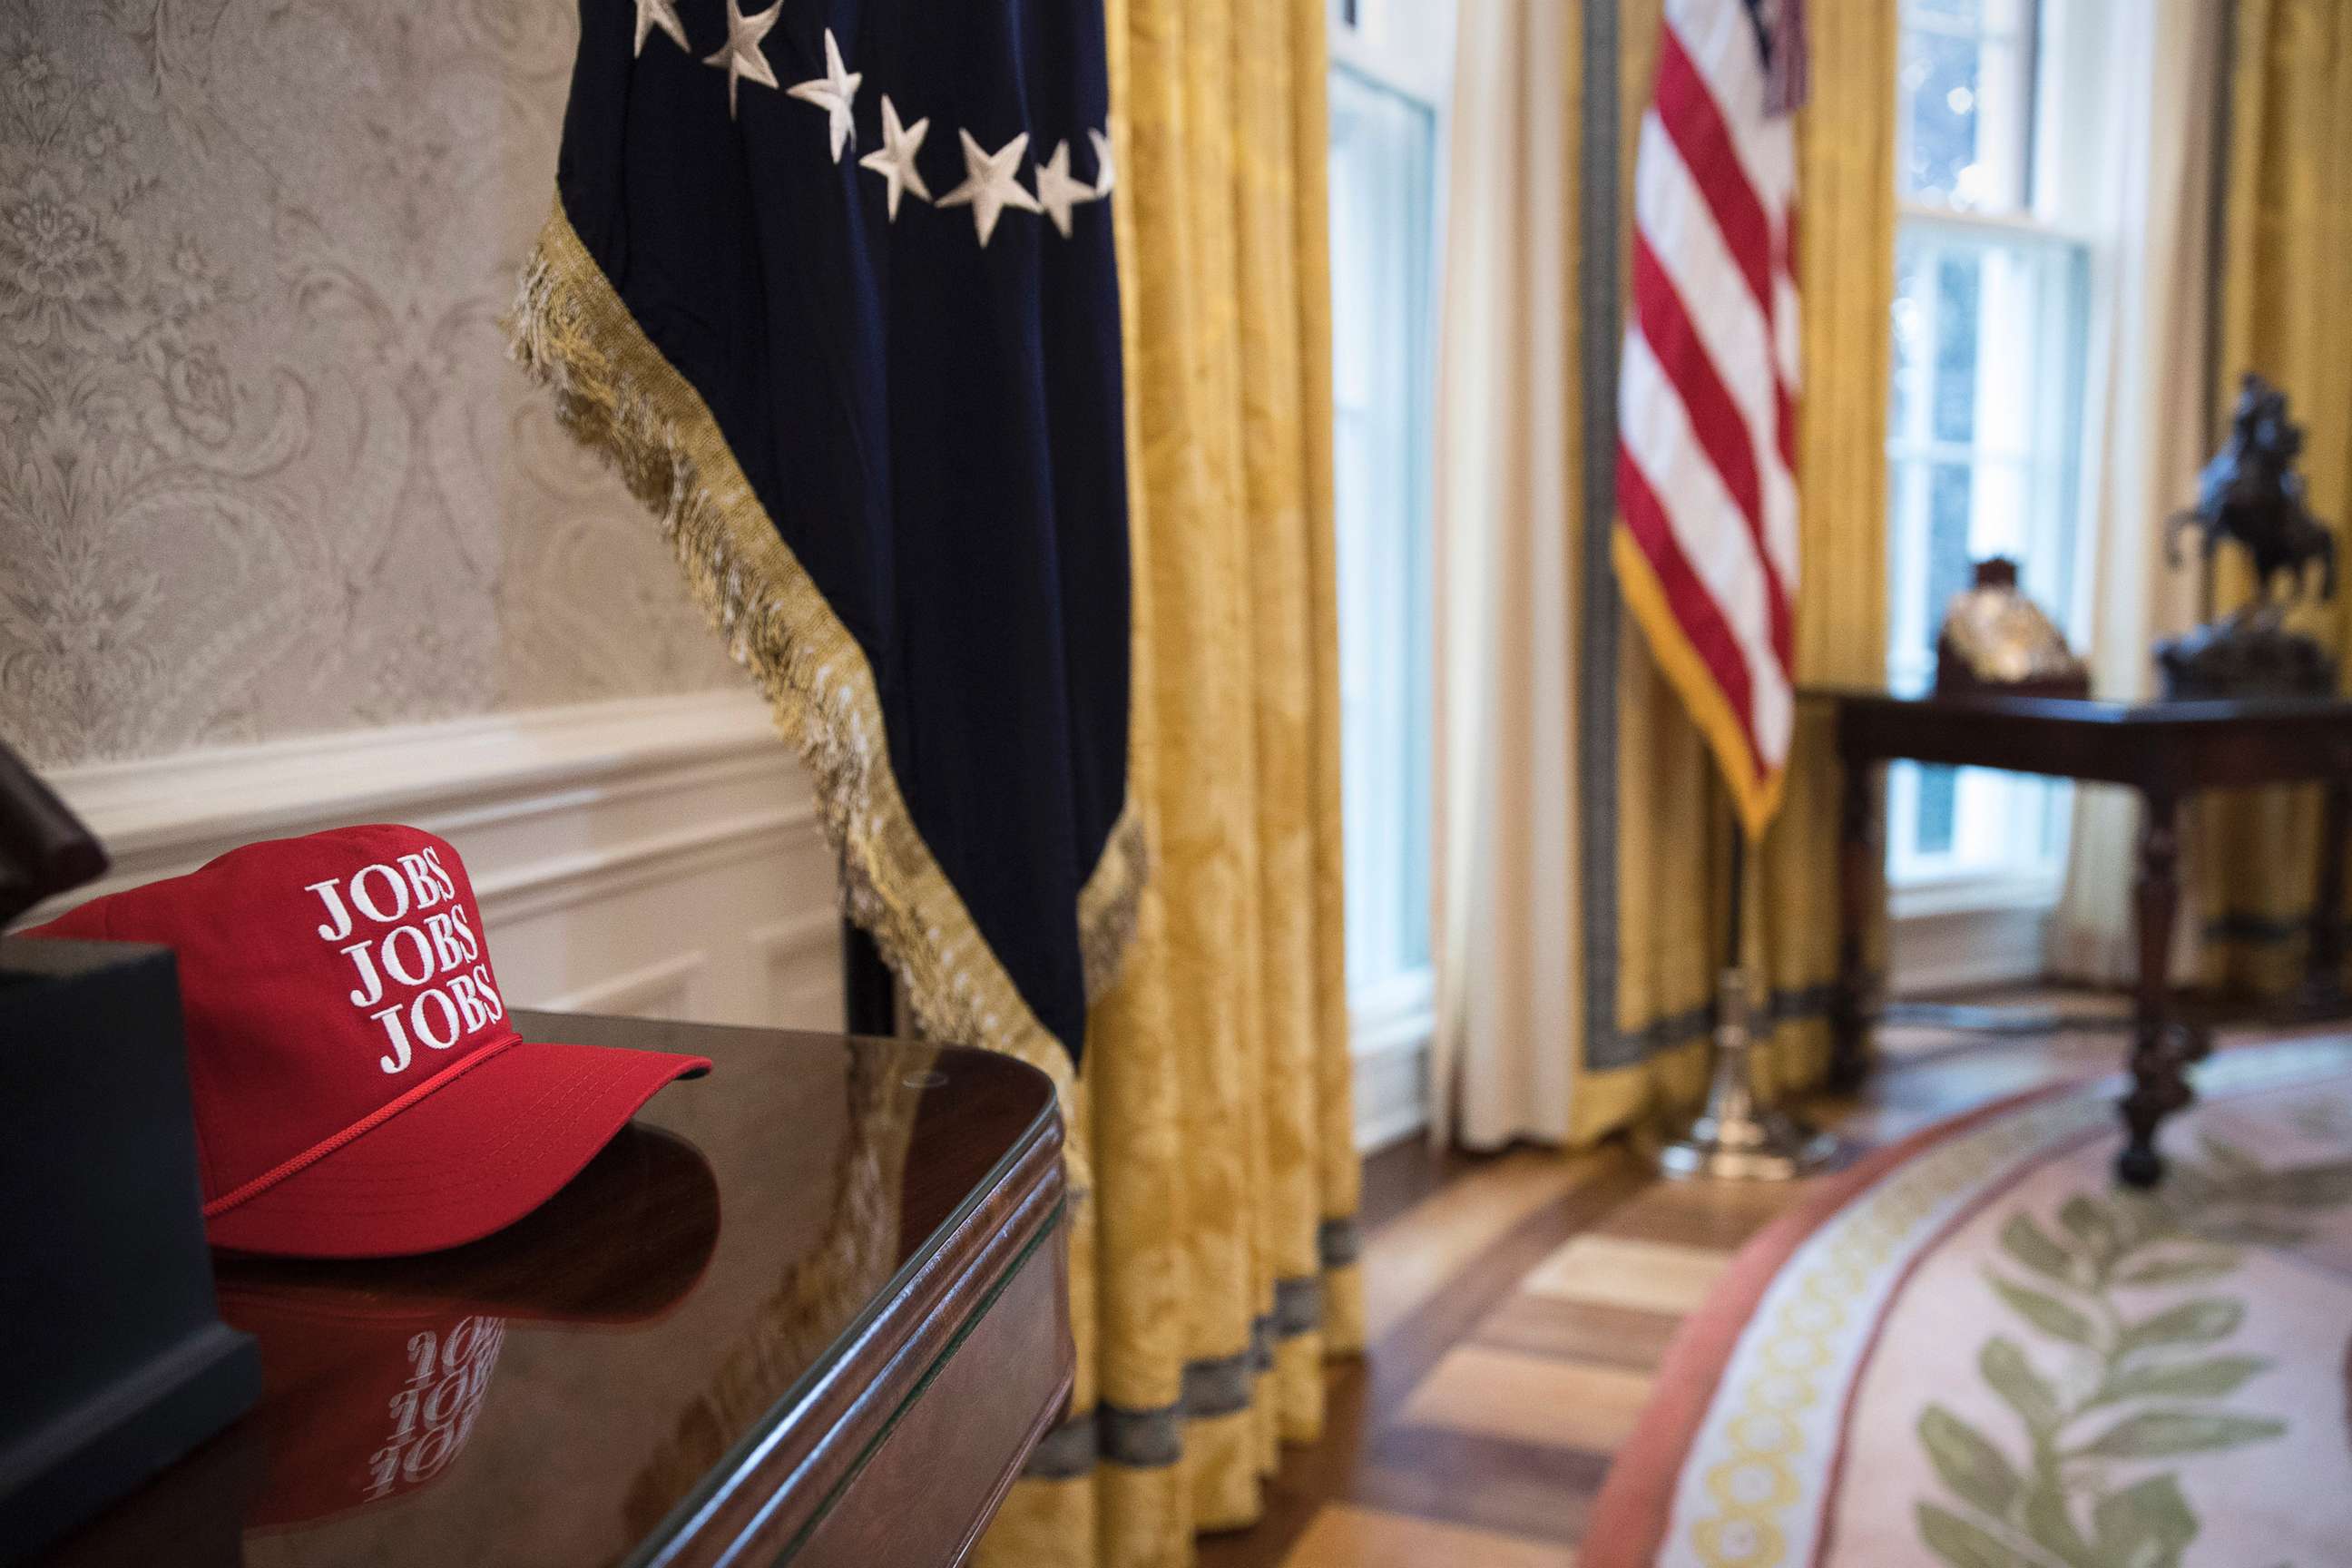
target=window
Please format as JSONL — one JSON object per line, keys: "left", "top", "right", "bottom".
{"left": 1328, "top": 0, "right": 1445, "bottom": 1047}
{"left": 1886, "top": 0, "right": 2091, "bottom": 896}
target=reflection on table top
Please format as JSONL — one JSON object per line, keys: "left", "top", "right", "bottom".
{"left": 1805, "top": 683, "right": 2352, "bottom": 726}
{"left": 47, "top": 1013, "right": 1060, "bottom": 1568}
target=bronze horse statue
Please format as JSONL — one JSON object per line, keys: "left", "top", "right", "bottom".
{"left": 2169, "top": 373, "right": 2337, "bottom": 613}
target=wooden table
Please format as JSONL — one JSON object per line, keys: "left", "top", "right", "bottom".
{"left": 1821, "top": 689, "right": 2352, "bottom": 1186}
{"left": 44, "top": 1013, "right": 1071, "bottom": 1568}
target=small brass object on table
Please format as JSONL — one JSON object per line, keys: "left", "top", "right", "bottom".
{"left": 1935, "top": 557, "right": 2090, "bottom": 699}
{"left": 1657, "top": 967, "right": 1837, "bottom": 1181}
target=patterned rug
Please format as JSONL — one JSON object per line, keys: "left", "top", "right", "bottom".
{"left": 1585, "top": 1037, "right": 2352, "bottom": 1568}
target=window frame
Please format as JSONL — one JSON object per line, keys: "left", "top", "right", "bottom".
{"left": 1883, "top": 0, "right": 2099, "bottom": 908}
{"left": 1325, "top": 0, "right": 1451, "bottom": 1102}
{"left": 1328, "top": 61, "right": 1439, "bottom": 1008}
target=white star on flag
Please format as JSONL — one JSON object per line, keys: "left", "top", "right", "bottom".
{"left": 858, "top": 95, "right": 932, "bottom": 220}
{"left": 632, "top": 0, "right": 687, "bottom": 57}
{"left": 1087, "top": 127, "right": 1115, "bottom": 198}
{"left": 702, "top": 0, "right": 781, "bottom": 119}
{"left": 938, "top": 129, "right": 1042, "bottom": 247}
{"left": 1032, "top": 140, "right": 1093, "bottom": 239}
{"left": 788, "top": 28, "right": 863, "bottom": 163}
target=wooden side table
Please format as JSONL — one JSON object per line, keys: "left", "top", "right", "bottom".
{"left": 45, "top": 1014, "right": 1071, "bottom": 1568}
{"left": 1819, "top": 689, "right": 2352, "bottom": 1186}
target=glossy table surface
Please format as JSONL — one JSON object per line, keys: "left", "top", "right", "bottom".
{"left": 46, "top": 1013, "right": 1068, "bottom": 1568}
{"left": 1807, "top": 686, "right": 2352, "bottom": 789}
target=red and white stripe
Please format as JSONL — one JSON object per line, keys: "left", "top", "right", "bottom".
{"left": 1617, "top": 0, "right": 1801, "bottom": 806}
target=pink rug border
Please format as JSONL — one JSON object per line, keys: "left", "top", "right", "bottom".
{"left": 1577, "top": 1083, "right": 2081, "bottom": 1568}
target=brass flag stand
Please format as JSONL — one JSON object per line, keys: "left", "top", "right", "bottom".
{"left": 1657, "top": 826, "right": 1836, "bottom": 1181}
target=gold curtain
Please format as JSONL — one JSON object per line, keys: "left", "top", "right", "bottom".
{"left": 2200, "top": 0, "right": 2352, "bottom": 994}
{"left": 1569, "top": 0, "right": 1898, "bottom": 1142}
{"left": 976, "top": 0, "right": 1361, "bottom": 1562}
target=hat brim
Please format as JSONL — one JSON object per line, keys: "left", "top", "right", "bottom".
{"left": 205, "top": 1040, "right": 711, "bottom": 1259}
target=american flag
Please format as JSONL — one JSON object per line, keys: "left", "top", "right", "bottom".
{"left": 1614, "top": 0, "right": 1807, "bottom": 836}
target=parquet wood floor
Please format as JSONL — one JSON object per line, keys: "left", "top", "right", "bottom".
{"left": 1199, "top": 992, "right": 2153, "bottom": 1568}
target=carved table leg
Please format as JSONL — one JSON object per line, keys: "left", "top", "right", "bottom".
{"left": 2120, "top": 791, "right": 2195, "bottom": 1189}
{"left": 2301, "top": 778, "right": 2351, "bottom": 1013}
{"left": 1828, "top": 753, "right": 1876, "bottom": 1093}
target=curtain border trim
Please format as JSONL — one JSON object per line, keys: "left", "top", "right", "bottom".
{"left": 2205, "top": 911, "right": 2321, "bottom": 946}
{"left": 1579, "top": 0, "right": 1629, "bottom": 1074}
{"left": 1019, "top": 1252, "right": 1362, "bottom": 1480}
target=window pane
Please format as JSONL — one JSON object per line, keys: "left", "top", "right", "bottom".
{"left": 1890, "top": 247, "right": 1931, "bottom": 438}
{"left": 1925, "top": 462, "right": 1976, "bottom": 637}
{"left": 1911, "top": 0, "right": 1982, "bottom": 24}
{"left": 1915, "top": 765, "right": 1960, "bottom": 856}
{"left": 1898, "top": 0, "right": 2036, "bottom": 212}
{"left": 1886, "top": 455, "right": 1984, "bottom": 691}
{"left": 1900, "top": 26, "right": 1982, "bottom": 202}
{"left": 1328, "top": 65, "right": 1435, "bottom": 998}
{"left": 1932, "top": 249, "right": 1980, "bottom": 444}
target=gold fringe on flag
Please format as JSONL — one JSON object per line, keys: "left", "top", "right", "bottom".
{"left": 509, "top": 198, "right": 1147, "bottom": 1185}
{"left": 1075, "top": 795, "right": 1145, "bottom": 1002}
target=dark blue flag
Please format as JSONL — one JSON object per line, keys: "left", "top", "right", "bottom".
{"left": 514, "top": 0, "right": 1140, "bottom": 1104}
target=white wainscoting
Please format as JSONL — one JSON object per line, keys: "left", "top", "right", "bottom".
{"left": 30, "top": 693, "right": 1428, "bottom": 1148}
{"left": 26, "top": 691, "right": 846, "bottom": 1034}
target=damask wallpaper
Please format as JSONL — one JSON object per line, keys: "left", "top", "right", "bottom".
{"left": 0, "top": 0, "right": 739, "bottom": 769}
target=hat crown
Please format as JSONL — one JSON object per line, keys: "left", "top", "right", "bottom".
{"left": 38, "top": 825, "right": 514, "bottom": 1205}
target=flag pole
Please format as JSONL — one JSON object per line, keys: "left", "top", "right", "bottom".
{"left": 1724, "top": 818, "right": 1746, "bottom": 979}
{"left": 1656, "top": 811, "right": 1835, "bottom": 1181}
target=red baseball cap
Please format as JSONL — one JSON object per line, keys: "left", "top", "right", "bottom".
{"left": 24, "top": 824, "right": 711, "bottom": 1258}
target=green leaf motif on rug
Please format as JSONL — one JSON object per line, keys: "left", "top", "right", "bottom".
{"left": 1913, "top": 1140, "right": 2352, "bottom": 1568}
{"left": 2072, "top": 1410, "right": 2285, "bottom": 1462}
{"left": 1921, "top": 1406, "right": 2023, "bottom": 1518}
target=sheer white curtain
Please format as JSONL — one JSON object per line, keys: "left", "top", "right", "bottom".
{"left": 1429, "top": 0, "right": 1580, "bottom": 1148}
{"left": 2048, "top": 0, "right": 2221, "bottom": 981}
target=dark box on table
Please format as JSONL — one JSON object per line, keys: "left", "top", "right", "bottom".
{"left": 0, "top": 936, "right": 259, "bottom": 1563}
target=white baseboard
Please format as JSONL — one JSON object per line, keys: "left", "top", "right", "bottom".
{"left": 1353, "top": 1034, "right": 1431, "bottom": 1152}
{"left": 1351, "top": 969, "right": 1434, "bottom": 1151}
{"left": 1889, "top": 897, "right": 2053, "bottom": 996}
{"left": 24, "top": 690, "right": 847, "bottom": 1032}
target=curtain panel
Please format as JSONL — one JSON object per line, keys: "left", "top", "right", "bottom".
{"left": 2048, "top": 0, "right": 2221, "bottom": 985}
{"left": 1431, "top": 0, "right": 1585, "bottom": 1149}
{"left": 978, "top": 0, "right": 1363, "bottom": 1562}
{"left": 2200, "top": 0, "right": 2352, "bottom": 995}
{"left": 1435, "top": 0, "right": 1895, "bottom": 1149}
